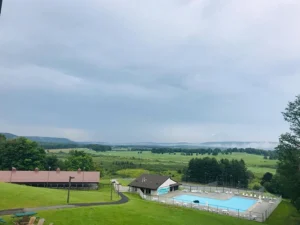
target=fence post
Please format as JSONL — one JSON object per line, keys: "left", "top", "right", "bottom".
{"left": 190, "top": 186, "right": 191, "bottom": 192}
{"left": 238, "top": 209, "right": 239, "bottom": 218}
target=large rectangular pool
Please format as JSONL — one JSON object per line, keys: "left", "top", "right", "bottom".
{"left": 173, "top": 194, "right": 257, "bottom": 212}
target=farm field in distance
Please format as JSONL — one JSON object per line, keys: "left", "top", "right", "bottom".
{"left": 49, "top": 148, "right": 277, "bottom": 179}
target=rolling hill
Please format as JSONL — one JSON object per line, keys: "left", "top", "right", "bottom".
{"left": 0, "top": 133, "right": 74, "bottom": 144}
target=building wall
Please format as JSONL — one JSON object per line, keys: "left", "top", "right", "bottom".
{"left": 0, "top": 171, "right": 100, "bottom": 183}
{"left": 151, "top": 190, "right": 158, "bottom": 195}
{"left": 156, "top": 178, "right": 178, "bottom": 195}
{"left": 159, "top": 178, "right": 177, "bottom": 188}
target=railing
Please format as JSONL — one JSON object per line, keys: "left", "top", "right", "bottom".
{"left": 142, "top": 193, "right": 281, "bottom": 222}
{"left": 111, "top": 180, "right": 282, "bottom": 222}
{"left": 180, "top": 184, "right": 281, "bottom": 199}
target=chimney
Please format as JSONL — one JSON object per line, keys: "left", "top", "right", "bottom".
{"left": 34, "top": 167, "right": 39, "bottom": 172}
{"left": 56, "top": 168, "right": 60, "bottom": 173}
{"left": 78, "top": 168, "right": 82, "bottom": 173}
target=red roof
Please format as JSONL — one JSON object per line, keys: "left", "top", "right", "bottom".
{"left": 0, "top": 170, "right": 100, "bottom": 183}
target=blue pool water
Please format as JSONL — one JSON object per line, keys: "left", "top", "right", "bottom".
{"left": 173, "top": 194, "right": 257, "bottom": 212}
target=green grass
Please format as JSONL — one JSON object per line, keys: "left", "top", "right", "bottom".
{"left": 3, "top": 194, "right": 259, "bottom": 225}
{"left": 116, "top": 168, "right": 150, "bottom": 178}
{"left": 0, "top": 182, "right": 119, "bottom": 210}
{"left": 50, "top": 149, "right": 277, "bottom": 186}
{"left": 2, "top": 184, "right": 299, "bottom": 225}
{"left": 266, "top": 200, "right": 300, "bottom": 225}
{"left": 116, "top": 179, "right": 133, "bottom": 186}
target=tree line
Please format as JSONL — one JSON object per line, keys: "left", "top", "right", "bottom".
{"left": 39, "top": 142, "right": 112, "bottom": 152}
{"left": 184, "top": 157, "right": 249, "bottom": 188}
{"left": 150, "top": 147, "right": 277, "bottom": 159}
{"left": 0, "top": 135, "right": 95, "bottom": 171}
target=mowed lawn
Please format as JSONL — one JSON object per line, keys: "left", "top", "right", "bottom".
{"left": 266, "top": 200, "right": 300, "bottom": 225}
{"left": 3, "top": 194, "right": 260, "bottom": 225}
{"left": 2, "top": 185, "right": 299, "bottom": 225}
{"left": 0, "top": 182, "right": 119, "bottom": 210}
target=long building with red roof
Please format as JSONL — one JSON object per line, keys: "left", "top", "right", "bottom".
{"left": 0, "top": 168, "right": 100, "bottom": 189}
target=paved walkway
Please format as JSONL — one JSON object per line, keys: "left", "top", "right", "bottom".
{"left": 0, "top": 193, "right": 129, "bottom": 216}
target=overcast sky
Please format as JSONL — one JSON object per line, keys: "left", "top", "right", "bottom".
{"left": 0, "top": 0, "right": 299, "bottom": 143}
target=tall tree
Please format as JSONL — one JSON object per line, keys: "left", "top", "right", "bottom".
{"left": 65, "top": 150, "right": 95, "bottom": 171}
{"left": 0, "top": 137, "right": 46, "bottom": 170}
{"left": 276, "top": 95, "right": 300, "bottom": 208}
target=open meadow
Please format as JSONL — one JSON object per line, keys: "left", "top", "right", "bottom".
{"left": 50, "top": 149, "right": 277, "bottom": 179}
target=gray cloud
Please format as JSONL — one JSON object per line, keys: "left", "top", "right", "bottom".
{"left": 0, "top": 0, "right": 299, "bottom": 142}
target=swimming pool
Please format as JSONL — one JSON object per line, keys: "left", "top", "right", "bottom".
{"left": 173, "top": 194, "right": 257, "bottom": 212}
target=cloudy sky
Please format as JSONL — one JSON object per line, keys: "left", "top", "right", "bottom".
{"left": 0, "top": 0, "right": 299, "bottom": 143}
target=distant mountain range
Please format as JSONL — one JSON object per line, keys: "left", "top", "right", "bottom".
{"left": 0, "top": 133, "right": 278, "bottom": 150}
{"left": 1, "top": 133, "right": 75, "bottom": 144}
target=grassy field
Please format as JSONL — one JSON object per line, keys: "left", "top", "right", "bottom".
{"left": 1, "top": 183, "right": 299, "bottom": 225}
{"left": 3, "top": 194, "right": 259, "bottom": 225}
{"left": 266, "top": 200, "right": 300, "bottom": 225}
{"left": 50, "top": 149, "right": 277, "bottom": 178}
{"left": 3, "top": 194, "right": 299, "bottom": 225}
{"left": 0, "top": 182, "right": 119, "bottom": 210}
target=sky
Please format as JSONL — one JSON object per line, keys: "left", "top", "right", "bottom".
{"left": 0, "top": 0, "right": 299, "bottom": 143}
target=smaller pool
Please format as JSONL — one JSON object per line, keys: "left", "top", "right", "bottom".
{"left": 173, "top": 194, "right": 257, "bottom": 212}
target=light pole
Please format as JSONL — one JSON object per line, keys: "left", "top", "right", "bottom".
{"left": 82, "top": 167, "right": 85, "bottom": 188}
{"left": 47, "top": 166, "right": 51, "bottom": 187}
{"left": 67, "top": 176, "right": 75, "bottom": 204}
{"left": 111, "top": 181, "right": 115, "bottom": 200}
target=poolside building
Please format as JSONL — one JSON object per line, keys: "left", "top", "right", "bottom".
{"left": 128, "top": 174, "right": 180, "bottom": 195}
{"left": 0, "top": 168, "right": 100, "bottom": 189}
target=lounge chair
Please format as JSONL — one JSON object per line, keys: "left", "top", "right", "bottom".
{"left": 36, "top": 219, "right": 45, "bottom": 225}
{"left": 28, "top": 217, "right": 36, "bottom": 225}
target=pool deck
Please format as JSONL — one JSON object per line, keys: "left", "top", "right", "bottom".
{"left": 154, "top": 190, "right": 273, "bottom": 221}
